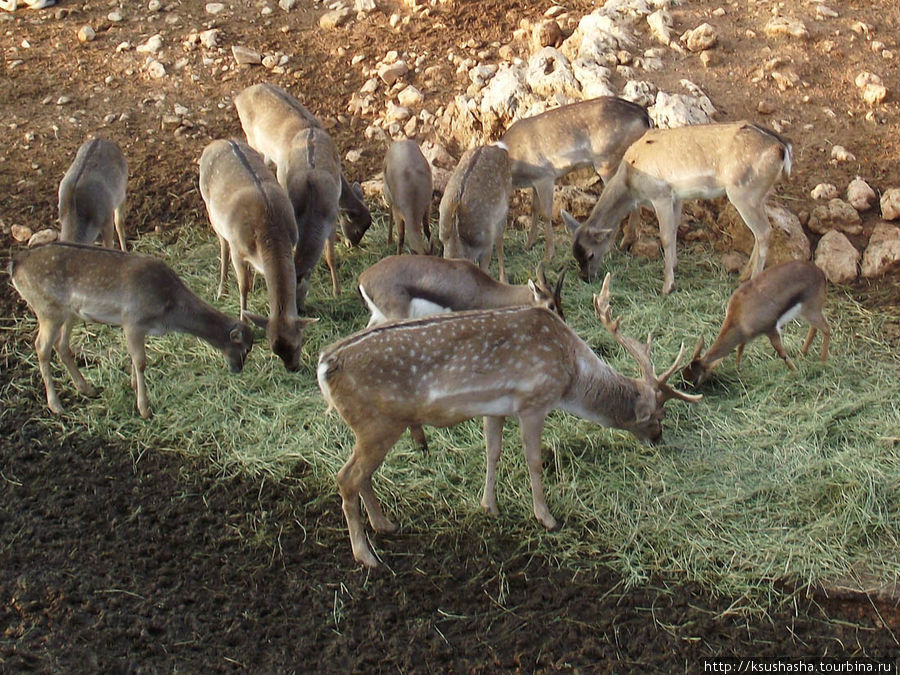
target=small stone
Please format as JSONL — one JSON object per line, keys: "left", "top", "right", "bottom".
{"left": 814, "top": 230, "right": 859, "bottom": 284}
{"left": 147, "top": 0, "right": 161, "bottom": 11}
{"left": 199, "top": 29, "right": 218, "bottom": 49}
{"left": 136, "top": 34, "right": 163, "bottom": 54}
{"left": 319, "top": 8, "right": 352, "bottom": 30}
{"left": 146, "top": 60, "right": 166, "bottom": 79}
{"left": 345, "top": 149, "right": 362, "bottom": 163}
{"left": 384, "top": 102, "right": 411, "bottom": 123}
{"left": 397, "top": 85, "right": 424, "bottom": 107}
{"left": 881, "top": 188, "right": 900, "bottom": 221}
{"left": 757, "top": 100, "right": 776, "bottom": 115}
{"left": 862, "top": 83, "right": 887, "bottom": 106}
{"left": 764, "top": 16, "right": 809, "bottom": 40}
{"left": 861, "top": 222, "right": 900, "bottom": 278}
{"left": 815, "top": 5, "right": 838, "bottom": 19}
{"left": 278, "top": 0, "right": 295, "bottom": 10}
{"left": 28, "top": 229, "right": 58, "bottom": 247}
{"left": 11, "top": 224, "right": 33, "bottom": 242}
{"left": 232, "top": 45, "right": 261, "bottom": 65}
{"left": 355, "top": 0, "right": 375, "bottom": 11}
{"left": 205, "top": 3, "right": 225, "bottom": 15}
{"left": 831, "top": 146, "right": 855, "bottom": 162}
{"left": 77, "top": 25, "right": 95, "bottom": 42}
{"left": 378, "top": 60, "right": 409, "bottom": 86}
{"left": 682, "top": 23, "right": 717, "bottom": 52}
{"left": 108, "top": 11, "right": 123, "bottom": 22}
{"left": 810, "top": 183, "right": 838, "bottom": 200}
{"left": 846, "top": 177, "right": 877, "bottom": 212}
{"left": 116, "top": 41, "right": 131, "bottom": 52}
{"left": 699, "top": 51, "right": 713, "bottom": 68}
{"left": 262, "top": 54, "right": 278, "bottom": 69}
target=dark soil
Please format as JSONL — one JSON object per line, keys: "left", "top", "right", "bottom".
{"left": 2, "top": 0, "right": 900, "bottom": 670}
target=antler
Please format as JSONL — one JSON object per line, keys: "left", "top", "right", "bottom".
{"left": 593, "top": 273, "right": 702, "bottom": 403}
{"left": 593, "top": 273, "right": 655, "bottom": 382}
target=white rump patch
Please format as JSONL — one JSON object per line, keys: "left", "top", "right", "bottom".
{"left": 776, "top": 302, "right": 803, "bottom": 333}
{"left": 359, "top": 285, "right": 389, "bottom": 327}
{"left": 409, "top": 298, "right": 452, "bottom": 318}
{"left": 316, "top": 358, "right": 333, "bottom": 406}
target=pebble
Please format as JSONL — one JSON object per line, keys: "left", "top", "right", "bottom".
{"left": 77, "top": 25, "right": 96, "bottom": 42}
{"left": 206, "top": 2, "right": 225, "bottom": 15}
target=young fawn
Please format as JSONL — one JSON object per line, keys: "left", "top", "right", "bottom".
{"left": 682, "top": 260, "right": 830, "bottom": 385}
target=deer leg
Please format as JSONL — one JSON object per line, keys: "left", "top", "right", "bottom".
{"left": 519, "top": 411, "right": 557, "bottom": 530}
{"left": 767, "top": 330, "right": 796, "bottom": 371}
{"left": 123, "top": 326, "right": 152, "bottom": 418}
{"left": 232, "top": 254, "right": 252, "bottom": 318}
{"left": 386, "top": 206, "right": 395, "bottom": 246}
{"left": 422, "top": 203, "right": 432, "bottom": 250}
{"left": 324, "top": 235, "right": 341, "bottom": 297}
{"left": 35, "top": 317, "right": 65, "bottom": 414}
{"left": 395, "top": 207, "right": 405, "bottom": 255}
{"left": 56, "top": 317, "right": 96, "bottom": 397}
{"left": 337, "top": 424, "right": 405, "bottom": 568}
{"left": 480, "top": 415, "right": 505, "bottom": 516}
{"left": 729, "top": 194, "right": 771, "bottom": 281}
{"left": 654, "top": 198, "right": 682, "bottom": 295}
{"left": 114, "top": 200, "right": 127, "bottom": 252}
{"left": 801, "top": 310, "right": 831, "bottom": 361}
{"left": 495, "top": 224, "right": 507, "bottom": 284}
{"left": 216, "top": 236, "right": 230, "bottom": 299}
{"left": 620, "top": 209, "right": 640, "bottom": 251}
{"left": 735, "top": 342, "right": 746, "bottom": 369}
{"left": 408, "top": 424, "right": 428, "bottom": 451}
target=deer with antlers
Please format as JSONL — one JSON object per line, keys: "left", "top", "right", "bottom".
{"left": 318, "top": 273, "right": 700, "bottom": 568}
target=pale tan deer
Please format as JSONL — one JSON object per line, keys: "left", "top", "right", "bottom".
{"left": 439, "top": 143, "right": 512, "bottom": 283}
{"left": 286, "top": 127, "right": 343, "bottom": 308}
{"left": 233, "top": 82, "right": 372, "bottom": 246}
{"left": 501, "top": 97, "right": 652, "bottom": 262}
{"left": 10, "top": 242, "right": 254, "bottom": 418}
{"left": 682, "top": 260, "right": 830, "bottom": 386}
{"left": 58, "top": 138, "right": 129, "bottom": 251}
{"left": 199, "top": 139, "right": 316, "bottom": 372}
{"left": 383, "top": 139, "right": 433, "bottom": 255}
{"left": 563, "top": 121, "right": 793, "bottom": 294}
{"left": 317, "top": 273, "right": 701, "bottom": 568}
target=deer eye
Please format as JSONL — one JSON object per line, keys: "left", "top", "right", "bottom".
{"left": 586, "top": 251, "right": 595, "bottom": 261}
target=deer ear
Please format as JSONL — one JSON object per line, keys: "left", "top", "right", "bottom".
{"left": 351, "top": 181, "right": 364, "bottom": 199}
{"left": 562, "top": 210, "right": 580, "bottom": 236}
{"left": 243, "top": 312, "right": 269, "bottom": 330}
{"left": 229, "top": 325, "right": 248, "bottom": 343}
{"left": 527, "top": 279, "right": 538, "bottom": 296}
{"left": 295, "top": 317, "right": 319, "bottom": 335}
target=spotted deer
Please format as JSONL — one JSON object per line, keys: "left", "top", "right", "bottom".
{"left": 10, "top": 243, "right": 253, "bottom": 418}
{"left": 58, "top": 137, "right": 129, "bottom": 251}
{"left": 501, "top": 96, "right": 652, "bottom": 262}
{"left": 317, "top": 273, "right": 700, "bottom": 568}
{"left": 383, "top": 139, "right": 433, "bottom": 255}
{"left": 199, "top": 139, "right": 316, "bottom": 372}
{"left": 234, "top": 82, "right": 372, "bottom": 246}
{"left": 682, "top": 260, "right": 830, "bottom": 386}
{"left": 439, "top": 143, "right": 512, "bottom": 283}
{"left": 563, "top": 121, "right": 793, "bottom": 294}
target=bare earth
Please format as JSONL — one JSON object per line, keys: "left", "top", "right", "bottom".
{"left": 1, "top": 0, "right": 899, "bottom": 670}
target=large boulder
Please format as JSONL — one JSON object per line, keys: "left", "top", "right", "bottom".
{"left": 715, "top": 202, "right": 810, "bottom": 265}
{"left": 847, "top": 176, "right": 877, "bottom": 212}
{"left": 881, "top": 188, "right": 900, "bottom": 221}
{"left": 814, "top": 230, "right": 860, "bottom": 284}
{"left": 808, "top": 198, "right": 863, "bottom": 235}
{"left": 861, "top": 222, "right": 900, "bottom": 278}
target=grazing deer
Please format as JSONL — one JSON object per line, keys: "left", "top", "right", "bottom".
{"left": 285, "top": 127, "right": 343, "bottom": 308}
{"left": 563, "top": 121, "right": 793, "bottom": 294}
{"left": 439, "top": 143, "right": 512, "bottom": 283}
{"left": 682, "top": 260, "right": 830, "bottom": 386}
{"left": 234, "top": 82, "right": 372, "bottom": 246}
{"left": 10, "top": 243, "right": 254, "bottom": 418}
{"left": 501, "top": 96, "right": 652, "bottom": 262}
{"left": 358, "top": 255, "right": 565, "bottom": 327}
{"left": 199, "top": 139, "right": 316, "bottom": 372}
{"left": 383, "top": 139, "right": 433, "bottom": 255}
{"left": 58, "top": 138, "right": 129, "bottom": 251}
{"left": 317, "top": 273, "right": 701, "bottom": 568}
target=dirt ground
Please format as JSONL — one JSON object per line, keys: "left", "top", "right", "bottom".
{"left": 2, "top": 0, "right": 899, "bottom": 670}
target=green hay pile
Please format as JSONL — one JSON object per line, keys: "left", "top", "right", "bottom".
{"left": 4, "top": 214, "right": 899, "bottom": 605}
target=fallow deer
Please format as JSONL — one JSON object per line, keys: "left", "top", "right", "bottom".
{"left": 682, "top": 260, "right": 830, "bottom": 386}
{"left": 563, "top": 121, "right": 793, "bottom": 294}
{"left": 439, "top": 143, "right": 512, "bottom": 283}
{"left": 10, "top": 242, "right": 253, "bottom": 418}
{"left": 285, "top": 127, "right": 343, "bottom": 308}
{"left": 317, "top": 273, "right": 701, "bottom": 568}
{"left": 198, "top": 139, "right": 316, "bottom": 372}
{"left": 58, "top": 138, "right": 129, "bottom": 251}
{"left": 383, "top": 139, "right": 433, "bottom": 255}
{"left": 358, "top": 255, "right": 565, "bottom": 327}
{"left": 233, "top": 82, "right": 372, "bottom": 246}
{"left": 501, "top": 96, "right": 652, "bottom": 262}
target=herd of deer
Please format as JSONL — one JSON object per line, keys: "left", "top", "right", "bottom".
{"left": 9, "top": 83, "right": 832, "bottom": 568}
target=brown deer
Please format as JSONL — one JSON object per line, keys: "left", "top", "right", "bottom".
{"left": 317, "top": 273, "right": 701, "bottom": 568}
{"left": 563, "top": 121, "right": 793, "bottom": 294}
{"left": 10, "top": 242, "right": 253, "bottom": 418}
{"left": 199, "top": 139, "right": 316, "bottom": 372}
{"left": 682, "top": 260, "right": 830, "bottom": 386}
{"left": 501, "top": 97, "right": 652, "bottom": 262}
{"left": 382, "top": 139, "right": 433, "bottom": 255}
{"left": 439, "top": 143, "right": 512, "bottom": 283}
{"left": 285, "top": 127, "right": 343, "bottom": 308}
{"left": 58, "top": 138, "right": 129, "bottom": 251}
{"left": 358, "top": 255, "right": 565, "bottom": 327}
{"left": 234, "top": 82, "right": 372, "bottom": 246}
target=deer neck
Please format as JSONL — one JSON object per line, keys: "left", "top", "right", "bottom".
{"left": 561, "top": 345, "right": 646, "bottom": 430}
{"left": 591, "top": 170, "right": 637, "bottom": 232}
{"left": 479, "top": 282, "right": 532, "bottom": 308}
{"left": 262, "top": 251, "right": 299, "bottom": 321}
{"left": 166, "top": 290, "right": 235, "bottom": 349}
